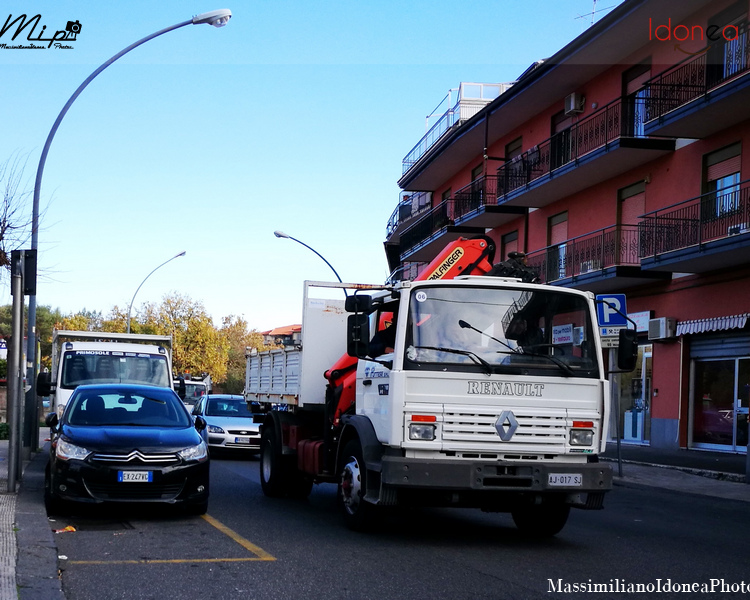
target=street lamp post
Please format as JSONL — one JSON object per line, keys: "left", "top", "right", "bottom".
{"left": 273, "top": 230, "right": 347, "bottom": 295}
{"left": 24, "top": 9, "right": 231, "bottom": 451}
{"left": 127, "top": 251, "right": 186, "bottom": 333}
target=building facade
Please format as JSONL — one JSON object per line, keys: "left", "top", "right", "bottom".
{"left": 385, "top": 0, "right": 750, "bottom": 453}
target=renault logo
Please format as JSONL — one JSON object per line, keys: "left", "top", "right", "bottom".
{"left": 495, "top": 410, "right": 519, "bottom": 441}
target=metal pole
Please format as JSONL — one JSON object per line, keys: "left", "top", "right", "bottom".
{"left": 127, "top": 251, "right": 186, "bottom": 333}
{"left": 8, "top": 254, "right": 24, "bottom": 491}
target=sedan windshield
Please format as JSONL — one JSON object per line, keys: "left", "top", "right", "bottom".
{"left": 205, "top": 398, "right": 254, "bottom": 418}
{"left": 405, "top": 285, "right": 599, "bottom": 378}
{"left": 66, "top": 389, "right": 191, "bottom": 427}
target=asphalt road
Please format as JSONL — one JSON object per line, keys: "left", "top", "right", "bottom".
{"left": 50, "top": 452, "right": 750, "bottom": 600}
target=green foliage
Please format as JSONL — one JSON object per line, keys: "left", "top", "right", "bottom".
{"left": 0, "top": 422, "right": 8, "bottom": 441}
{"left": 0, "top": 359, "right": 6, "bottom": 379}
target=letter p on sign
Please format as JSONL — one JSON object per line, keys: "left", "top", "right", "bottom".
{"left": 596, "top": 294, "right": 628, "bottom": 327}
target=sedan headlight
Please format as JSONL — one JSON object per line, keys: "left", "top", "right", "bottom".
{"left": 178, "top": 440, "right": 208, "bottom": 462}
{"left": 56, "top": 439, "right": 91, "bottom": 461}
{"left": 207, "top": 424, "right": 225, "bottom": 434}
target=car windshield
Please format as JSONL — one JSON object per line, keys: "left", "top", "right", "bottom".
{"left": 66, "top": 389, "right": 192, "bottom": 427}
{"left": 60, "top": 351, "right": 171, "bottom": 389}
{"left": 405, "top": 285, "right": 599, "bottom": 378}
{"left": 205, "top": 398, "right": 254, "bottom": 418}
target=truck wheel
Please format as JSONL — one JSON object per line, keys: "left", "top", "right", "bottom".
{"left": 338, "top": 439, "right": 377, "bottom": 531}
{"left": 511, "top": 504, "right": 570, "bottom": 537}
{"left": 259, "top": 427, "right": 287, "bottom": 498}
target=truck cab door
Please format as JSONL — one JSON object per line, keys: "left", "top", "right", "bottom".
{"left": 357, "top": 357, "right": 392, "bottom": 443}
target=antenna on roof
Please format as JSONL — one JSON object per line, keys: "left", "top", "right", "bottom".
{"left": 575, "top": 0, "right": 617, "bottom": 27}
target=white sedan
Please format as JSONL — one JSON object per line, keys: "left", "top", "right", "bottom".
{"left": 191, "top": 394, "right": 262, "bottom": 454}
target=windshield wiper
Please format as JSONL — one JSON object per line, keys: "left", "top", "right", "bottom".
{"left": 411, "top": 345, "right": 494, "bottom": 375}
{"left": 458, "top": 319, "right": 519, "bottom": 353}
{"left": 516, "top": 349, "right": 575, "bottom": 377}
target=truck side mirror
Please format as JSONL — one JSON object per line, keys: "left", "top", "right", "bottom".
{"left": 617, "top": 329, "right": 638, "bottom": 371}
{"left": 347, "top": 314, "right": 370, "bottom": 358}
{"left": 36, "top": 371, "right": 53, "bottom": 397}
{"left": 345, "top": 294, "right": 373, "bottom": 314}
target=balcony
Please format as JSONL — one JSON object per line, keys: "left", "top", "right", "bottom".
{"left": 643, "top": 32, "right": 750, "bottom": 138}
{"left": 639, "top": 180, "right": 750, "bottom": 273}
{"left": 402, "top": 83, "right": 511, "bottom": 176}
{"left": 397, "top": 176, "right": 527, "bottom": 262}
{"left": 385, "top": 192, "right": 432, "bottom": 243}
{"left": 495, "top": 97, "right": 674, "bottom": 209}
{"left": 524, "top": 224, "right": 669, "bottom": 293}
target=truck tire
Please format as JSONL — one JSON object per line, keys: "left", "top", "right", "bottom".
{"left": 338, "top": 439, "right": 378, "bottom": 531}
{"left": 259, "top": 427, "right": 287, "bottom": 498}
{"left": 511, "top": 504, "right": 570, "bottom": 537}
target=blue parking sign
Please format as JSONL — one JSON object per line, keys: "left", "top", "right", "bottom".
{"left": 596, "top": 294, "right": 628, "bottom": 327}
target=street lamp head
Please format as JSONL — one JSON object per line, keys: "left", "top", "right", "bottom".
{"left": 175, "top": 250, "right": 187, "bottom": 258}
{"left": 274, "top": 231, "right": 290, "bottom": 239}
{"left": 192, "top": 9, "right": 232, "bottom": 27}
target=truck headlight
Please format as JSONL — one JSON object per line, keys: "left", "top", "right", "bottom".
{"left": 570, "top": 429, "right": 594, "bottom": 446}
{"left": 409, "top": 423, "right": 436, "bottom": 441}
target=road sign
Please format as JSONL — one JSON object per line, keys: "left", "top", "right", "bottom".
{"left": 596, "top": 294, "right": 628, "bottom": 327}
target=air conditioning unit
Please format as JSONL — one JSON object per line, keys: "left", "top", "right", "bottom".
{"left": 648, "top": 317, "right": 676, "bottom": 341}
{"left": 564, "top": 92, "right": 585, "bottom": 116}
{"left": 727, "top": 222, "right": 750, "bottom": 235}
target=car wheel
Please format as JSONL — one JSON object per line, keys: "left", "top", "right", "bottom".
{"left": 338, "top": 439, "right": 377, "bottom": 531}
{"left": 259, "top": 426, "right": 287, "bottom": 497}
{"left": 44, "top": 465, "right": 67, "bottom": 516}
{"left": 511, "top": 504, "right": 570, "bottom": 537}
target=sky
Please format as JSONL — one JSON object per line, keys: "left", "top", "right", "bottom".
{"left": 0, "top": 0, "right": 623, "bottom": 332}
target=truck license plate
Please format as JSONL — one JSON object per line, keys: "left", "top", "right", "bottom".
{"left": 548, "top": 473, "right": 582, "bottom": 487}
{"left": 118, "top": 471, "right": 152, "bottom": 483}
{"left": 235, "top": 437, "right": 250, "bottom": 444}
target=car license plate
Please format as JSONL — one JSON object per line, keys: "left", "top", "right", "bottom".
{"left": 118, "top": 471, "right": 152, "bottom": 483}
{"left": 235, "top": 437, "right": 251, "bottom": 444}
{"left": 548, "top": 473, "right": 582, "bottom": 487}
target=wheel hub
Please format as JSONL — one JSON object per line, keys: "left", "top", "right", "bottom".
{"left": 340, "top": 456, "right": 362, "bottom": 514}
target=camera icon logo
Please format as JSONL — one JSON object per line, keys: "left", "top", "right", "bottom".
{"left": 66, "top": 20, "right": 82, "bottom": 35}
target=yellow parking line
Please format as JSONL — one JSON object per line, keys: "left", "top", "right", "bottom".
{"left": 201, "top": 514, "right": 276, "bottom": 560}
{"left": 67, "top": 514, "right": 276, "bottom": 565}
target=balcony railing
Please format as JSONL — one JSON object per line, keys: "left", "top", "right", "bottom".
{"left": 496, "top": 97, "right": 630, "bottom": 197}
{"left": 639, "top": 179, "right": 750, "bottom": 258}
{"left": 525, "top": 224, "right": 640, "bottom": 284}
{"left": 452, "top": 175, "right": 499, "bottom": 221}
{"left": 644, "top": 31, "right": 750, "bottom": 123}
{"left": 385, "top": 191, "right": 431, "bottom": 238}
{"left": 399, "top": 200, "right": 453, "bottom": 254}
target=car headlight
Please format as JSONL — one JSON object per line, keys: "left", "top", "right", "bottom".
{"left": 56, "top": 438, "right": 91, "bottom": 461}
{"left": 178, "top": 440, "right": 208, "bottom": 462}
{"left": 207, "top": 424, "right": 225, "bottom": 434}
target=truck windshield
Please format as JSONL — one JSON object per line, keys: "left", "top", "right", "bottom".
{"left": 404, "top": 285, "right": 599, "bottom": 378}
{"left": 60, "top": 351, "right": 171, "bottom": 389}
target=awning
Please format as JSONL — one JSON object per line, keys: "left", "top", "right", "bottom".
{"left": 676, "top": 313, "right": 750, "bottom": 336}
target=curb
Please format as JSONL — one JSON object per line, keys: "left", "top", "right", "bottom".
{"left": 602, "top": 457, "right": 747, "bottom": 483}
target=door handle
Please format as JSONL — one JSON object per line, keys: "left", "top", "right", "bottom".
{"left": 362, "top": 380, "right": 372, "bottom": 386}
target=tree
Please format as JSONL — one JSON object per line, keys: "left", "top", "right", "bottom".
{"left": 156, "top": 293, "right": 229, "bottom": 382}
{"left": 0, "top": 303, "right": 63, "bottom": 370}
{"left": 219, "top": 315, "right": 271, "bottom": 394}
{"left": 0, "top": 152, "right": 36, "bottom": 271}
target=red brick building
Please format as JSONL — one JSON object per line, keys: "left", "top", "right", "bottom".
{"left": 385, "top": 0, "right": 750, "bottom": 453}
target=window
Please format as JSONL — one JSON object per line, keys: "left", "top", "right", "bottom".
{"left": 622, "top": 61, "right": 651, "bottom": 137}
{"left": 441, "top": 188, "right": 452, "bottom": 203}
{"left": 703, "top": 143, "right": 741, "bottom": 217}
{"left": 501, "top": 231, "right": 519, "bottom": 260}
{"left": 471, "top": 164, "right": 483, "bottom": 181}
{"left": 707, "top": 1, "right": 748, "bottom": 86}
{"left": 547, "top": 212, "right": 568, "bottom": 280}
{"left": 550, "top": 111, "right": 573, "bottom": 169}
{"left": 505, "top": 137, "right": 522, "bottom": 160}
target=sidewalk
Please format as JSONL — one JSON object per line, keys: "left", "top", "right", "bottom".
{"left": 0, "top": 438, "right": 748, "bottom": 600}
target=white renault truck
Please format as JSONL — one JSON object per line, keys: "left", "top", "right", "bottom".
{"left": 38, "top": 330, "right": 175, "bottom": 416}
{"left": 245, "top": 237, "right": 636, "bottom": 536}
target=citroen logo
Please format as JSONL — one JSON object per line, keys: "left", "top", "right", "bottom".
{"left": 495, "top": 410, "right": 519, "bottom": 441}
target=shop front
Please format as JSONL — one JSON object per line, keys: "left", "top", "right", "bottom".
{"left": 612, "top": 343, "right": 653, "bottom": 444}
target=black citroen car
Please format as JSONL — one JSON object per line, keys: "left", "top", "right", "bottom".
{"left": 45, "top": 383, "right": 210, "bottom": 514}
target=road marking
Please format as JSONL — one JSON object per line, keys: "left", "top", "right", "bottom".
{"left": 67, "top": 513, "right": 276, "bottom": 565}
{"left": 201, "top": 514, "right": 276, "bottom": 560}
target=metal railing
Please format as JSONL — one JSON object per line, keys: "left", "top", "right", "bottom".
{"left": 496, "top": 97, "right": 627, "bottom": 198}
{"left": 399, "top": 200, "right": 453, "bottom": 255}
{"left": 385, "top": 191, "right": 431, "bottom": 238}
{"left": 525, "top": 224, "right": 640, "bottom": 284}
{"left": 452, "top": 175, "right": 499, "bottom": 222}
{"left": 644, "top": 31, "right": 750, "bottom": 123}
{"left": 639, "top": 179, "right": 750, "bottom": 258}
